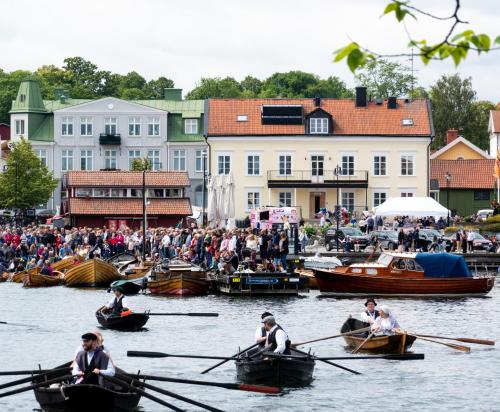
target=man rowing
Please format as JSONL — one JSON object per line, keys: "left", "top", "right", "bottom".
{"left": 360, "top": 298, "right": 379, "bottom": 325}
{"left": 262, "top": 315, "right": 291, "bottom": 355}
{"left": 102, "top": 286, "right": 130, "bottom": 316}
{"left": 371, "top": 306, "right": 402, "bottom": 335}
{"left": 255, "top": 311, "right": 273, "bottom": 347}
{"left": 72, "top": 332, "right": 115, "bottom": 386}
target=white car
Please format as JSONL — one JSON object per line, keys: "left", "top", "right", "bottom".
{"left": 477, "top": 209, "right": 493, "bottom": 221}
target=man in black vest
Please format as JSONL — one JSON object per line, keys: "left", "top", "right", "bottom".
{"left": 262, "top": 315, "right": 291, "bottom": 355}
{"left": 72, "top": 332, "right": 115, "bottom": 387}
{"left": 255, "top": 311, "right": 273, "bottom": 347}
{"left": 103, "top": 286, "right": 130, "bottom": 316}
{"left": 360, "top": 298, "right": 379, "bottom": 324}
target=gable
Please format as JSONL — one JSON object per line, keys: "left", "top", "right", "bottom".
{"left": 54, "top": 97, "right": 167, "bottom": 114}
{"left": 430, "top": 136, "right": 491, "bottom": 160}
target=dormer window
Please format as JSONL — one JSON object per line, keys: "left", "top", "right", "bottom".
{"left": 20, "top": 94, "right": 26, "bottom": 103}
{"left": 310, "top": 118, "right": 329, "bottom": 134}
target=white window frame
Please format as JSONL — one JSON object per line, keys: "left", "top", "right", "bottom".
{"left": 35, "top": 149, "right": 47, "bottom": 167}
{"left": 61, "top": 116, "right": 74, "bottom": 136}
{"left": 173, "top": 149, "right": 186, "bottom": 171}
{"left": 104, "top": 117, "right": 117, "bottom": 135}
{"left": 340, "top": 153, "right": 356, "bottom": 176}
{"left": 342, "top": 191, "right": 355, "bottom": 211}
{"left": 61, "top": 150, "right": 74, "bottom": 172}
{"left": 372, "top": 153, "right": 388, "bottom": 176}
{"left": 246, "top": 189, "right": 261, "bottom": 211}
{"left": 399, "top": 188, "right": 417, "bottom": 198}
{"left": 310, "top": 118, "right": 329, "bottom": 134}
{"left": 279, "top": 191, "right": 293, "bottom": 207}
{"left": 128, "top": 117, "right": 141, "bottom": 136}
{"left": 184, "top": 119, "right": 198, "bottom": 134}
{"left": 278, "top": 154, "right": 293, "bottom": 176}
{"left": 80, "top": 150, "right": 93, "bottom": 171}
{"left": 246, "top": 154, "right": 261, "bottom": 176}
{"left": 373, "top": 190, "right": 388, "bottom": 208}
{"left": 148, "top": 150, "right": 161, "bottom": 170}
{"left": 217, "top": 153, "right": 232, "bottom": 175}
{"left": 80, "top": 117, "right": 93, "bottom": 136}
{"left": 104, "top": 150, "right": 117, "bottom": 170}
{"left": 15, "top": 119, "right": 25, "bottom": 135}
{"left": 195, "top": 150, "right": 207, "bottom": 173}
{"left": 400, "top": 153, "right": 416, "bottom": 176}
{"left": 311, "top": 154, "right": 325, "bottom": 177}
{"left": 147, "top": 117, "right": 160, "bottom": 136}
{"left": 128, "top": 150, "right": 141, "bottom": 170}
{"left": 430, "top": 190, "right": 439, "bottom": 202}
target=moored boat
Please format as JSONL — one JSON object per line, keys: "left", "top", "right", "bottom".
{"left": 10, "top": 267, "right": 38, "bottom": 283}
{"left": 340, "top": 318, "right": 416, "bottom": 353}
{"left": 23, "top": 271, "right": 64, "bottom": 287}
{"left": 148, "top": 259, "right": 209, "bottom": 296}
{"left": 110, "top": 278, "right": 147, "bottom": 295}
{"left": 52, "top": 256, "right": 80, "bottom": 272}
{"left": 0, "top": 272, "right": 7, "bottom": 282}
{"left": 65, "top": 259, "right": 120, "bottom": 287}
{"left": 235, "top": 347, "right": 315, "bottom": 387}
{"left": 314, "top": 252, "right": 495, "bottom": 297}
{"left": 96, "top": 309, "right": 149, "bottom": 331}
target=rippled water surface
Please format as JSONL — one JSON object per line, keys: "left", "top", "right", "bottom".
{"left": 0, "top": 282, "right": 499, "bottom": 411}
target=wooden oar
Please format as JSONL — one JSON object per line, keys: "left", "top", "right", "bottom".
{"left": 118, "top": 372, "right": 281, "bottom": 394}
{"left": 0, "top": 368, "right": 72, "bottom": 390}
{"left": 263, "top": 353, "right": 424, "bottom": 361}
{"left": 408, "top": 334, "right": 471, "bottom": 352}
{"left": 414, "top": 334, "right": 494, "bottom": 346}
{"left": 0, "top": 321, "right": 33, "bottom": 327}
{"left": 147, "top": 313, "right": 219, "bottom": 317}
{"left": 0, "top": 374, "right": 75, "bottom": 398}
{"left": 201, "top": 342, "right": 260, "bottom": 374}
{"left": 128, "top": 351, "right": 234, "bottom": 360}
{"left": 0, "top": 367, "right": 70, "bottom": 377}
{"left": 292, "top": 326, "right": 372, "bottom": 347}
{"left": 293, "top": 348, "right": 361, "bottom": 375}
{"left": 352, "top": 332, "right": 375, "bottom": 354}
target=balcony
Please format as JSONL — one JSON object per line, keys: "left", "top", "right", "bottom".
{"left": 99, "top": 133, "right": 121, "bottom": 145}
{"left": 267, "top": 170, "right": 368, "bottom": 188}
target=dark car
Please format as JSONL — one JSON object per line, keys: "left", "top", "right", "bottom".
{"left": 368, "top": 230, "right": 398, "bottom": 250}
{"left": 418, "top": 229, "right": 451, "bottom": 250}
{"left": 325, "top": 227, "right": 369, "bottom": 251}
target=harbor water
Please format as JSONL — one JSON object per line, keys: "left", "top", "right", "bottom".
{"left": 0, "top": 282, "right": 499, "bottom": 411}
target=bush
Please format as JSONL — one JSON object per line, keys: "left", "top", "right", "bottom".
{"left": 304, "top": 224, "right": 317, "bottom": 237}
{"left": 486, "top": 214, "right": 500, "bottom": 224}
{"left": 319, "top": 223, "right": 332, "bottom": 236}
{"left": 483, "top": 223, "right": 500, "bottom": 233}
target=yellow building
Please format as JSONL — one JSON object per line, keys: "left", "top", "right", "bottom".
{"left": 206, "top": 89, "right": 434, "bottom": 220}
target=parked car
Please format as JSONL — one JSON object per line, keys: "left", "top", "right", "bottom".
{"left": 445, "top": 231, "right": 493, "bottom": 251}
{"left": 418, "top": 229, "right": 452, "bottom": 250}
{"left": 324, "top": 227, "right": 369, "bottom": 251}
{"left": 368, "top": 230, "right": 398, "bottom": 250}
{"left": 477, "top": 209, "right": 493, "bottom": 221}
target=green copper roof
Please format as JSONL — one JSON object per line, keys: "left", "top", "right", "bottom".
{"left": 10, "top": 79, "right": 47, "bottom": 114}
{"left": 31, "top": 116, "right": 54, "bottom": 141}
{"left": 134, "top": 99, "right": 204, "bottom": 118}
{"left": 43, "top": 99, "right": 93, "bottom": 112}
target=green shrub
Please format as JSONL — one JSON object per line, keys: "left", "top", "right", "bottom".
{"left": 486, "top": 214, "right": 500, "bottom": 223}
{"left": 320, "top": 223, "right": 332, "bottom": 236}
{"left": 304, "top": 224, "right": 317, "bottom": 237}
{"left": 483, "top": 223, "right": 500, "bottom": 232}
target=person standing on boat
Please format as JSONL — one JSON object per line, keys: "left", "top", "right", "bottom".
{"left": 371, "top": 306, "right": 402, "bottom": 335}
{"left": 103, "top": 286, "right": 130, "bottom": 316}
{"left": 72, "top": 332, "right": 115, "bottom": 386}
{"left": 255, "top": 312, "right": 273, "bottom": 347}
{"left": 360, "top": 298, "right": 379, "bottom": 324}
{"left": 262, "top": 315, "right": 291, "bottom": 355}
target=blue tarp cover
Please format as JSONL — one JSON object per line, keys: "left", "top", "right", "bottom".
{"left": 415, "top": 253, "right": 471, "bottom": 278}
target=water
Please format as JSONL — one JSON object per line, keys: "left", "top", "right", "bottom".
{"left": 1, "top": 283, "right": 499, "bottom": 411}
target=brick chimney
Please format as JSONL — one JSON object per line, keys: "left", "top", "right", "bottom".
{"left": 446, "top": 129, "right": 459, "bottom": 145}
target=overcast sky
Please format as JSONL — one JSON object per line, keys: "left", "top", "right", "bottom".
{"left": 1, "top": 0, "right": 499, "bottom": 101}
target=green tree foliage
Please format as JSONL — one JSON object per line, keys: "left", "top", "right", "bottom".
{"left": 355, "top": 59, "right": 417, "bottom": 98}
{"left": 185, "top": 77, "right": 243, "bottom": 99}
{"left": 429, "top": 74, "right": 493, "bottom": 149}
{"left": 145, "top": 76, "right": 175, "bottom": 99}
{"left": 130, "top": 158, "right": 152, "bottom": 171}
{"left": 0, "top": 69, "right": 32, "bottom": 124}
{"left": 0, "top": 139, "right": 58, "bottom": 210}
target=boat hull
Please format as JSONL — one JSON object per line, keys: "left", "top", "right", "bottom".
{"left": 65, "top": 259, "right": 120, "bottom": 287}
{"left": 148, "top": 273, "right": 209, "bottom": 296}
{"left": 96, "top": 311, "right": 149, "bottom": 331}
{"left": 23, "top": 272, "right": 63, "bottom": 287}
{"left": 314, "top": 269, "right": 495, "bottom": 296}
{"left": 52, "top": 257, "right": 79, "bottom": 272}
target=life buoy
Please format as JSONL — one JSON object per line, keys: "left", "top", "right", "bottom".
{"left": 121, "top": 309, "right": 133, "bottom": 317}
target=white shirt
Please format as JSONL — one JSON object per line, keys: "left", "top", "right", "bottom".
{"left": 360, "top": 310, "right": 378, "bottom": 324}
{"left": 72, "top": 350, "right": 115, "bottom": 377}
{"left": 371, "top": 315, "right": 400, "bottom": 335}
{"left": 255, "top": 326, "right": 267, "bottom": 343}
{"left": 467, "top": 232, "right": 474, "bottom": 242}
{"left": 267, "top": 325, "right": 288, "bottom": 354}
{"left": 106, "top": 295, "right": 129, "bottom": 310}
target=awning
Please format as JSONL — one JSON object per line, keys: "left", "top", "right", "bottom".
{"left": 374, "top": 197, "right": 449, "bottom": 217}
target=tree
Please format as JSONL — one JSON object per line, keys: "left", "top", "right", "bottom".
{"left": 304, "top": 76, "right": 354, "bottom": 98}
{"left": 130, "top": 158, "right": 152, "bottom": 171}
{"left": 240, "top": 76, "right": 262, "bottom": 97}
{"left": 260, "top": 71, "right": 319, "bottom": 98}
{"left": 119, "top": 71, "right": 147, "bottom": 92}
{"left": 35, "top": 65, "right": 68, "bottom": 99}
{"left": 0, "top": 139, "right": 58, "bottom": 211}
{"left": 0, "top": 69, "right": 32, "bottom": 124}
{"left": 185, "top": 77, "right": 243, "bottom": 99}
{"left": 355, "top": 59, "right": 417, "bottom": 98}
{"left": 145, "top": 76, "right": 175, "bottom": 99}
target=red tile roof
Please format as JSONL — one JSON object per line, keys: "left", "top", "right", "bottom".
{"left": 68, "top": 198, "right": 192, "bottom": 216}
{"left": 207, "top": 98, "right": 432, "bottom": 136}
{"left": 430, "top": 159, "right": 495, "bottom": 189}
{"left": 491, "top": 110, "right": 500, "bottom": 133}
{"left": 66, "top": 171, "right": 190, "bottom": 187}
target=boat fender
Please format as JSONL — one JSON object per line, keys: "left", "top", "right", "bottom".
{"left": 121, "top": 309, "right": 133, "bottom": 317}
{"left": 59, "top": 384, "right": 69, "bottom": 401}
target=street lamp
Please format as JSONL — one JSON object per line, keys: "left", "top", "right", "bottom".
{"left": 445, "top": 172, "right": 452, "bottom": 226}
{"left": 201, "top": 150, "right": 207, "bottom": 227}
{"left": 334, "top": 165, "right": 342, "bottom": 251}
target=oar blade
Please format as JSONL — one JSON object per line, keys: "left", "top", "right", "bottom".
{"left": 382, "top": 353, "right": 425, "bottom": 360}
{"left": 127, "top": 350, "right": 168, "bottom": 358}
{"left": 456, "top": 338, "right": 495, "bottom": 346}
{"left": 238, "top": 384, "right": 281, "bottom": 394}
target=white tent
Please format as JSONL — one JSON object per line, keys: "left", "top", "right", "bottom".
{"left": 224, "top": 172, "right": 235, "bottom": 220}
{"left": 216, "top": 174, "right": 226, "bottom": 221}
{"left": 207, "top": 176, "right": 218, "bottom": 226}
{"left": 374, "top": 197, "right": 449, "bottom": 217}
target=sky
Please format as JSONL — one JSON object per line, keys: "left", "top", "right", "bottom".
{"left": 1, "top": 0, "right": 499, "bottom": 101}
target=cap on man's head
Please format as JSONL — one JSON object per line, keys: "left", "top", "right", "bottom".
{"left": 261, "top": 315, "right": 275, "bottom": 324}
{"left": 81, "top": 332, "right": 98, "bottom": 341}
{"left": 113, "top": 286, "right": 124, "bottom": 294}
{"left": 261, "top": 311, "right": 273, "bottom": 319}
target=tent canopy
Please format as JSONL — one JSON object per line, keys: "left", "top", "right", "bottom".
{"left": 415, "top": 253, "right": 471, "bottom": 278}
{"left": 374, "top": 197, "right": 449, "bottom": 217}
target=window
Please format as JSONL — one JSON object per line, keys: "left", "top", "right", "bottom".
{"left": 401, "top": 192, "right": 414, "bottom": 198}
{"left": 147, "top": 117, "right": 160, "bottom": 136}
{"left": 373, "top": 191, "right": 387, "bottom": 207}
{"left": 247, "top": 155, "right": 260, "bottom": 176}
{"left": 128, "top": 150, "right": 141, "bottom": 170}
{"left": 401, "top": 154, "right": 415, "bottom": 176}
{"left": 93, "top": 188, "right": 110, "bottom": 197}
{"left": 217, "top": 155, "right": 231, "bottom": 175}
{"left": 128, "top": 117, "right": 141, "bottom": 136}
{"left": 61, "top": 117, "right": 73, "bottom": 136}
{"left": 61, "top": 150, "right": 74, "bottom": 171}
{"left": 80, "top": 117, "right": 93, "bottom": 136}
{"left": 15, "top": 119, "right": 25, "bottom": 135}
{"left": 342, "top": 192, "right": 355, "bottom": 211}
{"left": 279, "top": 155, "right": 292, "bottom": 176}
{"left": 148, "top": 189, "right": 165, "bottom": 198}
{"left": 474, "top": 190, "right": 490, "bottom": 201}
{"left": 20, "top": 94, "right": 26, "bottom": 103}
{"left": 80, "top": 150, "right": 93, "bottom": 171}
{"left": 341, "top": 155, "right": 354, "bottom": 175}
{"left": 279, "top": 192, "right": 292, "bottom": 207}
{"left": 247, "top": 191, "right": 260, "bottom": 210}
{"left": 104, "top": 150, "right": 117, "bottom": 169}
{"left": 373, "top": 155, "right": 387, "bottom": 176}
{"left": 104, "top": 117, "right": 117, "bottom": 135}
{"left": 35, "top": 149, "right": 47, "bottom": 167}
{"left": 111, "top": 189, "right": 127, "bottom": 197}
{"left": 75, "top": 188, "right": 91, "bottom": 197}
{"left": 310, "top": 118, "right": 329, "bottom": 134}
{"left": 165, "top": 188, "right": 181, "bottom": 198}
{"left": 172, "top": 150, "right": 186, "bottom": 171}
{"left": 184, "top": 119, "right": 198, "bottom": 134}
{"left": 148, "top": 150, "right": 161, "bottom": 170}
{"left": 130, "top": 189, "right": 143, "bottom": 197}
{"left": 311, "top": 155, "right": 324, "bottom": 176}
{"left": 430, "top": 191, "right": 439, "bottom": 202}
{"left": 195, "top": 150, "right": 207, "bottom": 173}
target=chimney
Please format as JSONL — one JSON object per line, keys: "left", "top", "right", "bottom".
{"left": 164, "top": 88, "right": 182, "bottom": 101}
{"left": 355, "top": 87, "right": 367, "bottom": 107}
{"left": 387, "top": 96, "right": 397, "bottom": 109}
{"left": 54, "top": 88, "right": 68, "bottom": 103}
{"left": 446, "top": 129, "right": 459, "bottom": 145}
{"left": 314, "top": 97, "right": 321, "bottom": 107}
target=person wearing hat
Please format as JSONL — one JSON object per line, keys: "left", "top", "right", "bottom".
{"left": 371, "top": 306, "right": 402, "bottom": 335}
{"left": 360, "top": 298, "right": 379, "bottom": 324}
{"left": 262, "top": 315, "right": 291, "bottom": 355}
{"left": 255, "top": 312, "right": 273, "bottom": 347}
{"left": 103, "top": 286, "right": 130, "bottom": 316}
{"left": 72, "top": 332, "right": 115, "bottom": 386}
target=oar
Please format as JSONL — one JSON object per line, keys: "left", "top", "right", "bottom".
{"left": 148, "top": 313, "right": 219, "bottom": 317}
{"left": 116, "top": 374, "right": 224, "bottom": 412}
{"left": 413, "top": 334, "right": 495, "bottom": 346}
{"left": 0, "top": 368, "right": 72, "bottom": 391}
{"left": 128, "top": 351, "right": 234, "bottom": 360}
{"left": 292, "top": 327, "right": 372, "bottom": 347}
{"left": 117, "top": 372, "right": 281, "bottom": 394}
{"left": 201, "top": 342, "right": 260, "bottom": 374}
{"left": 352, "top": 332, "right": 375, "bottom": 354}
{"left": 262, "top": 353, "right": 424, "bottom": 361}
{"left": 0, "top": 374, "right": 76, "bottom": 398}
{"left": 102, "top": 375, "right": 185, "bottom": 412}
{"left": 0, "top": 321, "right": 33, "bottom": 327}
{"left": 408, "top": 334, "right": 471, "bottom": 352}
{"left": 293, "top": 348, "right": 361, "bottom": 375}
{"left": 0, "top": 367, "right": 70, "bottom": 376}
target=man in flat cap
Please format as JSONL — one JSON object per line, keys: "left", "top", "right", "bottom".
{"left": 103, "top": 286, "right": 130, "bottom": 316}
{"left": 360, "top": 298, "right": 379, "bottom": 325}
{"left": 262, "top": 315, "right": 291, "bottom": 355}
{"left": 255, "top": 311, "right": 273, "bottom": 348}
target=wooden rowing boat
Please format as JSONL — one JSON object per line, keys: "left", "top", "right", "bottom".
{"left": 96, "top": 309, "right": 149, "bottom": 331}
{"left": 0, "top": 272, "right": 8, "bottom": 282}
{"left": 119, "top": 261, "right": 152, "bottom": 280}
{"left": 23, "top": 271, "right": 64, "bottom": 287}
{"left": 52, "top": 256, "right": 80, "bottom": 272}
{"left": 10, "top": 267, "right": 38, "bottom": 283}
{"left": 235, "top": 347, "right": 315, "bottom": 387}
{"left": 148, "top": 260, "right": 209, "bottom": 296}
{"left": 295, "top": 269, "right": 317, "bottom": 288}
{"left": 340, "top": 318, "right": 416, "bottom": 354}
{"left": 64, "top": 259, "right": 120, "bottom": 287}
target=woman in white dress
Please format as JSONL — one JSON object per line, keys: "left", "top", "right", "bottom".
{"left": 371, "top": 306, "right": 402, "bottom": 335}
